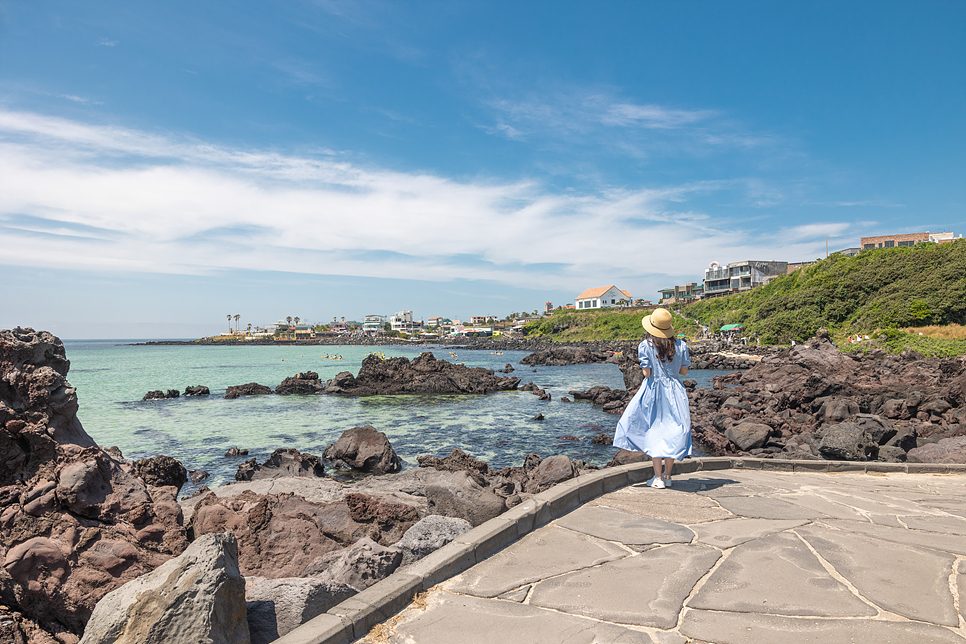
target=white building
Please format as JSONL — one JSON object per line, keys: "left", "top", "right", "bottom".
{"left": 390, "top": 310, "right": 414, "bottom": 333}
{"left": 574, "top": 286, "right": 632, "bottom": 310}
{"left": 362, "top": 315, "right": 385, "bottom": 335}
{"left": 470, "top": 315, "right": 496, "bottom": 325}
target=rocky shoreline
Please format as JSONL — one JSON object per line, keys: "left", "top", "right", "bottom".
{"left": 4, "top": 326, "right": 965, "bottom": 643}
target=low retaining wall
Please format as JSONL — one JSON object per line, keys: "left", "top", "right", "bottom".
{"left": 273, "top": 457, "right": 966, "bottom": 644}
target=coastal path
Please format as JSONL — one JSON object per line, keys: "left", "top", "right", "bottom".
{"left": 277, "top": 458, "right": 966, "bottom": 644}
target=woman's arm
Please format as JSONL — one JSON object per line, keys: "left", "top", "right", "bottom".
{"left": 679, "top": 367, "right": 688, "bottom": 376}
{"left": 642, "top": 367, "right": 651, "bottom": 378}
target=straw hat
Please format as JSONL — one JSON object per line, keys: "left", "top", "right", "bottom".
{"left": 642, "top": 308, "right": 675, "bottom": 338}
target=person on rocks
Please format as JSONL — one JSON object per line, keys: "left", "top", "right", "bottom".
{"left": 613, "top": 308, "right": 691, "bottom": 489}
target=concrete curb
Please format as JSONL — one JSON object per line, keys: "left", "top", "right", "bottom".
{"left": 272, "top": 457, "right": 966, "bottom": 644}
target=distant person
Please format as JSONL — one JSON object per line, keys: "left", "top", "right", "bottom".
{"left": 613, "top": 308, "right": 691, "bottom": 489}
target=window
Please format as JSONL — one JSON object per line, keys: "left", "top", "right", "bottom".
{"left": 885, "top": 240, "right": 895, "bottom": 248}
{"left": 864, "top": 243, "right": 875, "bottom": 249}
{"left": 898, "top": 241, "right": 914, "bottom": 247}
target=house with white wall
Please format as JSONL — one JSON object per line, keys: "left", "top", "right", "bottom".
{"left": 575, "top": 286, "right": 632, "bottom": 310}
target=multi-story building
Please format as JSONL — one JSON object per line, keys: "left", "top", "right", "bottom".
{"left": 470, "top": 315, "right": 495, "bottom": 325}
{"left": 658, "top": 283, "right": 703, "bottom": 305}
{"left": 861, "top": 231, "right": 961, "bottom": 250}
{"left": 703, "top": 260, "right": 788, "bottom": 298}
{"left": 362, "top": 315, "right": 385, "bottom": 335}
{"left": 390, "top": 310, "right": 414, "bottom": 333}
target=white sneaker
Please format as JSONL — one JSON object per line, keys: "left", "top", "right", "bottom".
{"left": 647, "top": 476, "right": 665, "bottom": 489}
{"left": 664, "top": 477, "right": 673, "bottom": 488}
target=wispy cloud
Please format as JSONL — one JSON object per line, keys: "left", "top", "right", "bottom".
{"left": 0, "top": 109, "right": 847, "bottom": 293}
{"left": 97, "top": 38, "right": 117, "bottom": 47}
{"left": 58, "top": 94, "right": 103, "bottom": 105}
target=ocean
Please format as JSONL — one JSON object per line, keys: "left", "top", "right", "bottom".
{"left": 62, "top": 340, "right": 731, "bottom": 492}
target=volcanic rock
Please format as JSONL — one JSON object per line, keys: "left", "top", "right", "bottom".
{"left": 323, "top": 425, "right": 402, "bottom": 474}
{"left": 323, "top": 352, "right": 520, "bottom": 396}
{"left": 417, "top": 448, "right": 492, "bottom": 486}
{"left": 907, "top": 436, "right": 966, "bottom": 463}
{"left": 142, "top": 390, "right": 179, "bottom": 400}
{"left": 183, "top": 385, "right": 210, "bottom": 396}
{"left": 308, "top": 536, "right": 402, "bottom": 591}
{"left": 818, "top": 421, "right": 877, "bottom": 461}
{"left": 78, "top": 532, "right": 248, "bottom": 644}
{"left": 225, "top": 447, "right": 249, "bottom": 457}
{"left": 424, "top": 471, "right": 505, "bottom": 526}
{"left": 245, "top": 576, "right": 355, "bottom": 644}
{"left": 395, "top": 515, "right": 473, "bottom": 566}
{"left": 235, "top": 448, "right": 325, "bottom": 481}
{"left": 525, "top": 454, "right": 577, "bottom": 493}
{"left": 134, "top": 455, "right": 188, "bottom": 491}
{"left": 520, "top": 347, "right": 610, "bottom": 366}
{"left": 591, "top": 432, "right": 613, "bottom": 445}
{"left": 725, "top": 422, "right": 772, "bottom": 452}
{"left": 275, "top": 372, "right": 325, "bottom": 395}
{"left": 224, "top": 383, "right": 273, "bottom": 399}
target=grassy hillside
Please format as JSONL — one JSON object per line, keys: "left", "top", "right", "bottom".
{"left": 685, "top": 240, "right": 966, "bottom": 345}
{"left": 523, "top": 308, "right": 700, "bottom": 341}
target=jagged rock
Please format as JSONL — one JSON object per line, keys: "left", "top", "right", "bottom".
{"left": 274, "top": 372, "right": 325, "bottom": 395}
{"left": 0, "top": 328, "right": 187, "bottom": 641}
{"left": 606, "top": 449, "right": 649, "bottom": 467}
{"left": 134, "top": 455, "right": 188, "bottom": 491}
{"left": 183, "top": 386, "right": 209, "bottom": 396}
{"left": 497, "top": 363, "right": 515, "bottom": 373}
{"left": 532, "top": 413, "right": 545, "bottom": 421}
{"left": 245, "top": 576, "right": 354, "bottom": 644}
{"left": 724, "top": 422, "right": 772, "bottom": 452}
{"left": 190, "top": 470, "right": 209, "bottom": 484}
{"left": 235, "top": 449, "right": 325, "bottom": 481}
{"left": 818, "top": 421, "right": 877, "bottom": 461}
{"left": 323, "top": 425, "right": 401, "bottom": 474}
{"left": 224, "top": 383, "right": 273, "bottom": 399}
{"left": 817, "top": 396, "right": 860, "bottom": 424}
{"left": 525, "top": 454, "right": 577, "bottom": 493}
{"left": 417, "top": 448, "right": 491, "bottom": 486}
{"left": 323, "top": 352, "right": 520, "bottom": 396}
{"left": 560, "top": 396, "right": 571, "bottom": 402}
{"left": 224, "top": 447, "right": 249, "bottom": 457}
{"left": 591, "top": 433, "right": 613, "bottom": 445}
{"left": 520, "top": 347, "right": 610, "bottom": 366}
{"left": 308, "top": 537, "right": 402, "bottom": 590}
{"left": 425, "top": 471, "right": 505, "bottom": 526}
{"left": 395, "top": 515, "right": 473, "bottom": 566}
{"left": 78, "top": 533, "right": 248, "bottom": 644}
{"left": 557, "top": 435, "right": 580, "bottom": 441}
{"left": 907, "top": 436, "right": 966, "bottom": 463}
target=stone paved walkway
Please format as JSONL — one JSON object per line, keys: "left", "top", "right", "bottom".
{"left": 366, "top": 470, "right": 966, "bottom": 644}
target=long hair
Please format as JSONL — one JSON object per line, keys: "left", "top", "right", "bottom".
{"left": 645, "top": 332, "right": 677, "bottom": 363}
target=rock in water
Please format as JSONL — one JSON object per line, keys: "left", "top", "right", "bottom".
{"left": 323, "top": 352, "right": 520, "bottom": 396}
{"left": 395, "top": 515, "right": 473, "bottom": 566}
{"left": 79, "top": 532, "right": 249, "bottom": 644}
{"left": 323, "top": 425, "right": 402, "bottom": 474}
{"left": 224, "top": 383, "right": 273, "bottom": 399}
{"left": 245, "top": 576, "right": 355, "bottom": 644}
{"left": 235, "top": 448, "right": 325, "bottom": 481}
{"left": 183, "top": 385, "right": 210, "bottom": 396}
{"left": 274, "top": 372, "right": 325, "bottom": 395}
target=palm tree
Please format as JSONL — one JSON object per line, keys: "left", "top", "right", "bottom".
{"left": 341, "top": 316, "right": 345, "bottom": 323}
{"left": 246, "top": 323, "right": 252, "bottom": 334}
{"left": 294, "top": 316, "right": 300, "bottom": 326}
{"left": 234, "top": 314, "right": 240, "bottom": 332}
{"left": 227, "top": 314, "right": 231, "bottom": 333}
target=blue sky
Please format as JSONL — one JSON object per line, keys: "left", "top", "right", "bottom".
{"left": 1, "top": 1, "right": 963, "bottom": 338}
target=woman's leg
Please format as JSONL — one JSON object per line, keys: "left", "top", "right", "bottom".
{"left": 651, "top": 457, "right": 663, "bottom": 479}
{"left": 662, "top": 458, "right": 674, "bottom": 479}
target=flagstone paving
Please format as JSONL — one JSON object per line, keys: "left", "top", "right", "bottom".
{"left": 368, "top": 470, "right": 966, "bottom": 644}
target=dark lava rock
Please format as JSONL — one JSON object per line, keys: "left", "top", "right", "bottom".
{"left": 532, "top": 413, "right": 545, "bottom": 421}
{"left": 498, "top": 363, "right": 515, "bottom": 373}
{"left": 525, "top": 454, "right": 577, "bottom": 493}
{"left": 417, "top": 448, "right": 491, "bottom": 486}
{"left": 235, "top": 448, "right": 326, "bottom": 481}
{"left": 190, "top": 469, "right": 210, "bottom": 484}
{"left": 425, "top": 471, "right": 505, "bottom": 527}
{"left": 818, "top": 421, "right": 877, "bottom": 461}
{"left": 606, "top": 449, "right": 649, "bottom": 467}
{"left": 561, "top": 396, "right": 571, "bottom": 402}
{"left": 0, "top": 327, "right": 188, "bottom": 641}
{"left": 724, "top": 422, "right": 772, "bottom": 452}
{"left": 521, "top": 347, "right": 610, "bottom": 366}
{"left": 557, "top": 435, "right": 580, "bottom": 441}
{"left": 133, "top": 454, "right": 188, "bottom": 490}
{"left": 591, "top": 433, "right": 613, "bottom": 445}
{"left": 183, "top": 385, "right": 210, "bottom": 396}
{"left": 224, "top": 382, "right": 273, "bottom": 399}
{"left": 323, "top": 352, "right": 519, "bottom": 396}
{"left": 275, "top": 372, "right": 325, "bottom": 395}
{"left": 142, "top": 389, "right": 180, "bottom": 400}
{"left": 323, "top": 425, "right": 402, "bottom": 474}
{"left": 224, "top": 446, "right": 249, "bottom": 457}
{"left": 907, "top": 436, "right": 966, "bottom": 463}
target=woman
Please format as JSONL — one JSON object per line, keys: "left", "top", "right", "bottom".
{"left": 613, "top": 308, "right": 691, "bottom": 489}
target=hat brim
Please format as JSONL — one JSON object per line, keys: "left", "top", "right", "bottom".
{"left": 642, "top": 314, "right": 675, "bottom": 338}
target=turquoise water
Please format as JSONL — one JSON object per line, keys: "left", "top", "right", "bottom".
{"left": 63, "top": 341, "right": 730, "bottom": 490}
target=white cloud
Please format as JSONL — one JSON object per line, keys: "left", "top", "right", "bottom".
{"left": 98, "top": 38, "right": 117, "bottom": 47}
{"left": 0, "top": 109, "right": 851, "bottom": 293}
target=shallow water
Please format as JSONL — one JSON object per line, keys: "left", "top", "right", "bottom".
{"left": 63, "top": 341, "right": 733, "bottom": 489}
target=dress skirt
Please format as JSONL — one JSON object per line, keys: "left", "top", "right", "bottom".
{"left": 614, "top": 375, "right": 692, "bottom": 460}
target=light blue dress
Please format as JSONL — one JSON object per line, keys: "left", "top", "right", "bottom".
{"left": 614, "top": 339, "right": 692, "bottom": 460}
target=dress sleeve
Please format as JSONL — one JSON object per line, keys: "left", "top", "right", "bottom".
{"left": 638, "top": 340, "right": 651, "bottom": 370}
{"left": 679, "top": 341, "right": 691, "bottom": 368}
